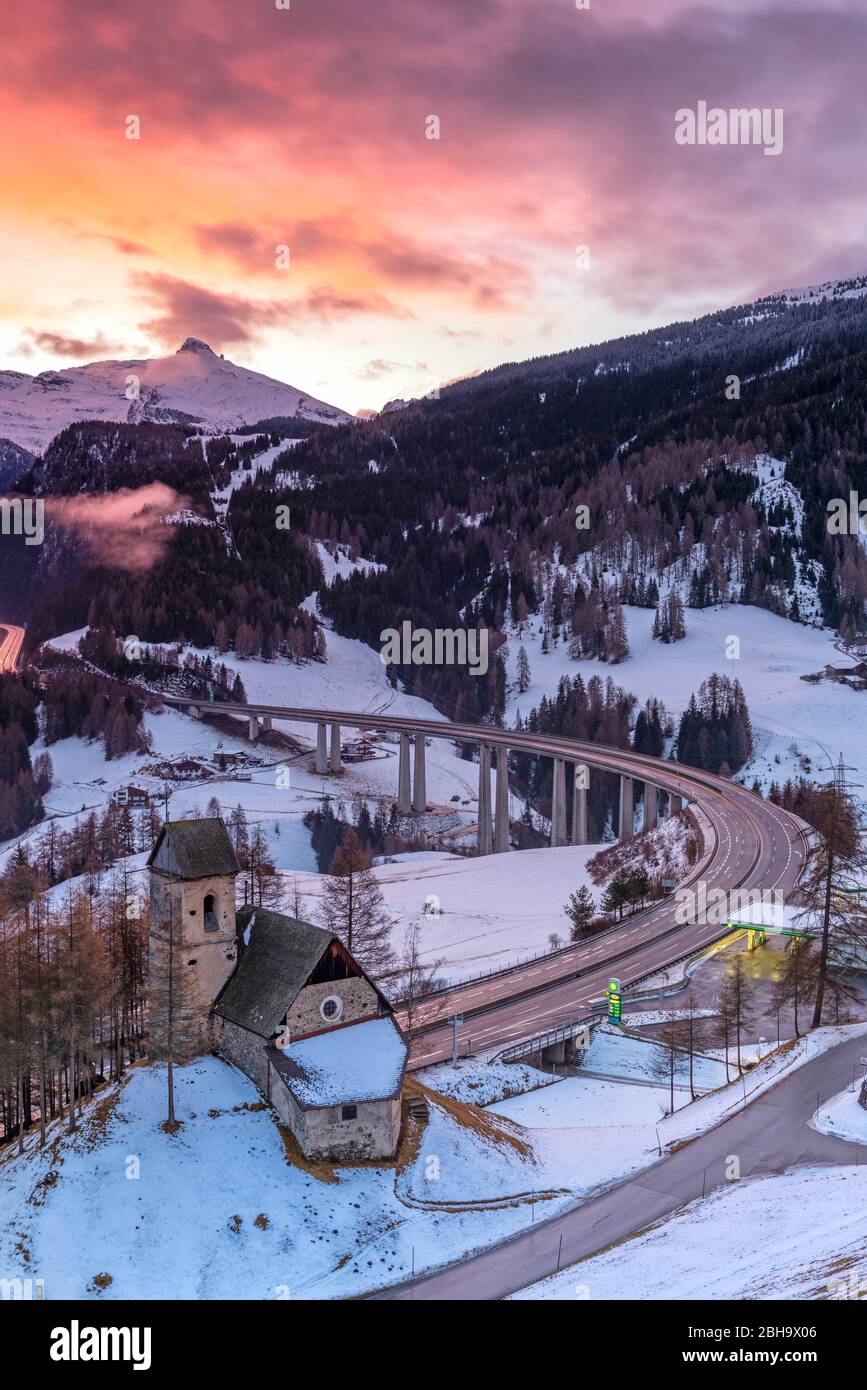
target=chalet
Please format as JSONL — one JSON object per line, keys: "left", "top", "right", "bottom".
{"left": 113, "top": 783, "right": 150, "bottom": 808}
{"left": 213, "top": 749, "right": 255, "bottom": 767}
{"left": 823, "top": 662, "right": 867, "bottom": 689}
{"left": 342, "top": 737, "right": 379, "bottom": 763}
{"left": 165, "top": 756, "right": 211, "bottom": 780}
{"left": 147, "top": 818, "right": 407, "bottom": 1162}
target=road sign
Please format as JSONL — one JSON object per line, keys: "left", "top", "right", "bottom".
{"left": 605, "top": 977, "right": 622, "bottom": 1024}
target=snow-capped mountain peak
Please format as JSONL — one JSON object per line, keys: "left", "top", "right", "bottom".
{"left": 177, "top": 336, "right": 217, "bottom": 355}
{"left": 0, "top": 339, "right": 351, "bottom": 454}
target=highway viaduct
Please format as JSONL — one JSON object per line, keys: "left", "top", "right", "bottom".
{"left": 163, "top": 696, "right": 810, "bottom": 1067}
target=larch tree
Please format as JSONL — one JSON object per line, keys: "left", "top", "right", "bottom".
{"left": 793, "top": 762, "right": 867, "bottom": 1029}
{"left": 770, "top": 937, "right": 816, "bottom": 1039}
{"left": 398, "top": 921, "right": 442, "bottom": 1043}
{"left": 719, "top": 953, "right": 755, "bottom": 1076}
{"left": 318, "top": 829, "right": 396, "bottom": 979}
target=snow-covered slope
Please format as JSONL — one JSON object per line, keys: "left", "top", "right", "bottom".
{"left": 512, "top": 1166, "right": 867, "bottom": 1301}
{"left": 0, "top": 338, "right": 350, "bottom": 454}
{"left": 508, "top": 604, "right": 867, "bottom": 798}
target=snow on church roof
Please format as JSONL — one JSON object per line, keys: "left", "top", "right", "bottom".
{"left": 271, "top": 1017, "right": 407, "bottom": 1109}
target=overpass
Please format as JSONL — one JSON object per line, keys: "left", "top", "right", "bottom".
{"left": 163, "top": 695, "right": 810, "bottom": 1066}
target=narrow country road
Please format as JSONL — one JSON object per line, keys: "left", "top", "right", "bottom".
{"left": 373, "top": 1029, "right": 867, "bottom": 1300}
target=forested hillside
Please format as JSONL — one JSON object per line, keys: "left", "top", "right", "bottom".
{"left": 2, "top": 278, "right": 867, "bottom": 730}
{"left": 0, "top": 422, "right": 326, "bottom": 661}
{"left": 240, "top": 280, "right": 867, "bottom": 718}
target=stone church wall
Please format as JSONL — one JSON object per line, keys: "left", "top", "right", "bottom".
{"left": 148, "top": 870, "right": 237, "bottom": 1061}
{"left": 215, "top": 1018, "right": 269, "bottom": 1093}
{"left": 280, "top": 977, "right": 380, "bottom": 1041}
{"left": 268, "top": 1060, "right": 401, "bottom": 1161}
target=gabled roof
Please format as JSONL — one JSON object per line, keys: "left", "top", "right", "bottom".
{"left": 147, "top": 818, "right": 240, "bottom": 880}
{"left": 214, "top": 907, "right": 337, "bottom": 1037}
{"left": 269, "top": 1016, "right": 407, "bottom": 1109}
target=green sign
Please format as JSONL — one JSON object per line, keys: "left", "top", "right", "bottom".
{"left": 725, "top": 918, "right": 810, "bottom": 940}
{"left": 607, "top": 977, "right": 622, "bottom": 1023}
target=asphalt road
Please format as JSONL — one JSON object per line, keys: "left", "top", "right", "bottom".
{"left": 164, "top": 697, "right": 810, "bottom": 1066}
{"left": 0, "top": 623, "right": 24, "bottom": 672}
{"left": 374, "top": 1028, "right": 867, "bottom": 1300}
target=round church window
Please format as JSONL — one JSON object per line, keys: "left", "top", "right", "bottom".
{"left": 320, "top": 995, "right": 343, "bottom": 1022}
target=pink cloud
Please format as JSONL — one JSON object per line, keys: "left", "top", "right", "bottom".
{"left": 48, "top": 483, "right": 189, "bottom": 573}
{"left": 4, "top": 0, "right": 867, "bottom": 364}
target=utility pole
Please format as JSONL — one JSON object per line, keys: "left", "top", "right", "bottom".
{"left": 450, "top": 1014, "right": 463, "bottom": 1068}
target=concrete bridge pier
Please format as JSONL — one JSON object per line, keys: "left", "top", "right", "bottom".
{"left": 315, "top": 722, "right": 328, "bottom": 775}
{"left": 398, "top": 732, "right": 412, "bottom": 813}
{"left": 551, "top": 757, "right": 567, "bottom": 847}
{"left": 494, "top": 745, "right": 510, "bottom": 853}
{"left": 412, "top": 732, "right": 427, "bottom": 812}
{"left": 644, "top": 783, "right": 658, "bottom": 831}
{"left": 572, "top": 775, "right": 588, "bottom": 846}
{"left": 477, "top": 744, "right": 493, "bottom": 855}
{"left": 248, "top": 715, "right": 259, "bottom": 742}
{"left": 262, "top": 715, "right": 272, "bottom": 732}
{"left": 329, "top": 722, "right": 342, "bottom": 772}
{"left": 187, "top": 704, "right": 202, "bottom": 720}
{"left": 669, "top": 792, "right": 683, "bottom": 817}
{"left": 619, "top": 774, "right": 634, "bottom": 842}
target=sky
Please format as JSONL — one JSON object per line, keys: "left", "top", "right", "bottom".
{"left": 2, "top": 0, "right": 866, "bottom": 416}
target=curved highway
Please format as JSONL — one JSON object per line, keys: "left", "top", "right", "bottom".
{"left": 0, "top": 623, "right": 25, "bottom": 672}
{"left": 164, "top": 697, "right": 810, "bottom": 1066}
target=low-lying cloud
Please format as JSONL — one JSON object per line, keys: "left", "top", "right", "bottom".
{"left": 48, "top": 483, "right": 189, "bottom": 572}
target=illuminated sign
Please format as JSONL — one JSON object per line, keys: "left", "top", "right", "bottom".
{"left": 606, "top": 977, "right": 622, "bottom": 1023}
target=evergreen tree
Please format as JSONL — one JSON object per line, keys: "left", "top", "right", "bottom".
{"left": 564, "top": 884, "right": 595, "bottom": 939}
{"left": 318, "top": 830, "right": 396, "bottom": 978}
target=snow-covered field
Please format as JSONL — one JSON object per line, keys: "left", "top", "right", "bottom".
{"left": 580, "top": 1022, "right": 728, "bottom": 1092}
{"left": 286, "top": 843, "right": 603, "bottom": 982}
{"left": 417, "top": 1059, "right": 557, "bottom": 1107}
{"left": 15, "top": 702, "right": 322, "bottom": 875}
{"left": 811, "top": 1079, "right": 867, "bottom": 1144}
{"left": 4, "top": 1028, "right": 863, "bottom": 1300}
{"left": 0, "top": 1057, "right": 614, "bottom": 1300}
{"left": 508, "top": 603, "right": 865, "bottom": 797}
{"left": 365, "top": 844, "right": 603, "bottom": 981}
{"left": 511, "top": 1166, "right": 867, "bottom": 1301}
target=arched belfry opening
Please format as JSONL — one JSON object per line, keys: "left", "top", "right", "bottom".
{"left": 203, "top": 893, "right": 218, "bottom": 932}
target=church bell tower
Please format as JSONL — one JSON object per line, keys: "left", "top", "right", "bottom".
{"left": 147, "top": 818, "right": 240, "bottom": 1060}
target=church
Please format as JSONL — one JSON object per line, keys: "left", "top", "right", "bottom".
{"left": 147, "top": 817, "right": 408, "bottom": 1161}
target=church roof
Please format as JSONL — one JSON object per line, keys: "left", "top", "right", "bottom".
{"left": 214, "top": 907, "right": 337, "bottom": 1037}
{"left": 147, "top": 818, "right": 240, "bottom": 880}
{"left": 269, "top": 1017, "right": 407, "bottom": 1109}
